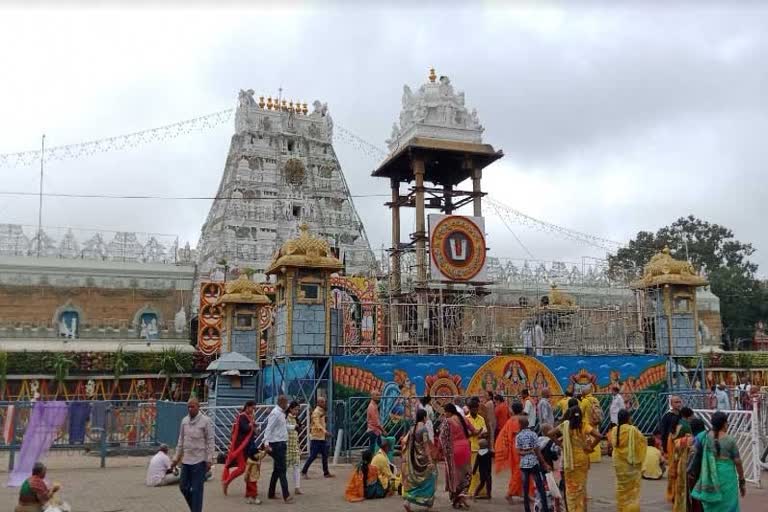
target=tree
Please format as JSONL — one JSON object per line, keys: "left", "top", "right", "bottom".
{"left": 608, "top": 215, "right": 766, "bottom": 348}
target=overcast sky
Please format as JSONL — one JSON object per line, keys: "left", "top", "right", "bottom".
{"left": 1, "top": 2, "right": 766, "bottom": 272}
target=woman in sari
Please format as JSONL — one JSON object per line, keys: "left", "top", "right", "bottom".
{"left": 345, "top": 450, "right": 388, "bottom": 502}
{"left": 440, "top": 403, "right": 475, "bottom": 509}
{"left": 558, "top": 405, "right": 602, "bottom": 512}
{"left": 684, "top": 418, "right": 708, "bottom": 512}
{"left": 494, "top": 401, "right": 530, "bottom": 499}
{"left": 608, "top": 409, "right": 647, "bottom": 512}
{"left": 222, "top": 400, "right": 256, "bottom": 495}
{"left": 668, "top": 407, "right": 695, "bottom": 504}
{"left": 402, "top": 408, "right": 438, "bottom": 511}
{"left": 691, "top": 412, "right": 746, "bottom": 512}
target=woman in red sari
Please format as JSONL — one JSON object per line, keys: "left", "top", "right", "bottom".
{"left": 439, "top": 403, "right": 476, "bottom": 509}
{"left": 494, "top": 401, "right": 533, "bottom": 499}
{"left": 222, "top": 400, "right": 257, "bottom": 495}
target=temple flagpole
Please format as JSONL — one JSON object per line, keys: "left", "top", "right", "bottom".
{"left": 36, "top": 134, "right": 45, "bottom": 257}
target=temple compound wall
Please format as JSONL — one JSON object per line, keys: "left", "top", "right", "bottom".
{"left": 0, "top": 255, "right": 194, "bottom": 341}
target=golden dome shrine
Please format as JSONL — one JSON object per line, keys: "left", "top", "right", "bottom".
{"left": 216, "top": 274, "right": 271, "bottom": 305}
{"left": 546, "top": 284, "right": 578, "bottom": 309}
{"left": 630, "top": 247, "right": 708, "bottom": 289}
{"left": 266, "top": 224, "right": 343, "bottom": 274}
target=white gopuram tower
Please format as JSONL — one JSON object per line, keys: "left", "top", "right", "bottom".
{"left": 196, "top": 91, "right": 376, "bottom": 283}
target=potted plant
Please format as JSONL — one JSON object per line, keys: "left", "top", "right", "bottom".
{"left": 46, "top": 353, "right": 75, "bottom": 399}
{"left": 158, "top": 347, "right": 185, "bottom": 400}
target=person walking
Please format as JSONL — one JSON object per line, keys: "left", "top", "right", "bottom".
{"left": 264, "top": 395, "right": 293, "bottom": 503}
{"left": 402, "top": 408, "right": 438, "bottom": 511}
{"left": 286, "top": 401, "right": 303, "bottom": 495}
{"left": 366, "top": 391, "right": 385, "bottom": 452}
{"left": 522, "top": 389, "right": 537, "bottom": 430}
{"left": 301, "top": 396, "right": 335, "bottom": 478}
{"left": 691, "top": 411, "right": 747, "bottom": 511}
{"left": 222, "top": 400, "right": 257, "bottom": 495}
{"left": 609, "top": 386, "right": 625, "bottom": 429}
{"left": 482, "top": 392, "right": 497, "bottom": 450}
{"left": 661, "top": 395, "right": 684, "bottom": 502}
{"left": 466, "top": 397, "right": 489, "bottom": 498}
{"left": 439, "top": 403, "right": 476, "bottom": 509}
{"left": 558, "top": 405, "right": 602, "bottom": 512}
{"left": 537, "top": 388, "right": 554, "bottom": 429}
{"left": 516, "top": 416, "right": 551, "bottom": 512}
{"left": 174, "top": 397, "right": 214, "bottom": 512}
{"left": 607, "top": 409, "right": 647, "bottom": 512}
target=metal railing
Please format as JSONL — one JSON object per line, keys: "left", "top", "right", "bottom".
{"left": 693, "top": 406, "right": 763, "bottom": 487}
{"left": 0, "top": 400, "right": 158, "bottom": 470}
{"left": 337, "top": 301, "right": 646, "bottom": 355}
{"left": 201, "top": 403, "right": 309, "bottom": 456}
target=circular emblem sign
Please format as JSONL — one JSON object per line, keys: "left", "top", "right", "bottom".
{"left": 430, "top": 216, "right": 486, "bottom": 281}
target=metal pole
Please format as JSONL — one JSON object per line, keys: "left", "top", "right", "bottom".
{"left": 36, "top": 134, "right": 45, "bottom": 257}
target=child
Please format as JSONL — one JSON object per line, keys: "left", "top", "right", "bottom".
{"left": 538, "top": 424, "right": 563, "bottom": 512}
{"left": 245, "top": 445, "right": 267, "bottom": 504}
{"left": 472, "top": 438, "right": 492, "bottom": 499}
{"left": 516, "top": 416, "right": 551, "bottom": 512}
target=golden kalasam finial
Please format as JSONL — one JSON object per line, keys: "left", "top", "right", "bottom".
{"left": 289, "top": 100, "right": 294, "bottom": 112}
{"left": 267, "top": 97, "right": 273, "bottom": 110}
{"left": 301, "top": 102, "right": 308, "bottom": 115}
{"left": 258, "top": 96, "right": 265, "bottom": 109}
{"left": 281, "top": 99, "right": 288, "bottom": 111}
{"left": 429, "top": 67, "right": 437, "bottom": 83}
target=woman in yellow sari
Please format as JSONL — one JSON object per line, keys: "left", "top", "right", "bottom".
{"left": 558, "top": 405, "right": 602, "bottom": 512}
{"left": 671, "top": 417, "right": 706, "bottom": 512}
{"left": 608, "top": 409, "right": 647, "bottom": 512}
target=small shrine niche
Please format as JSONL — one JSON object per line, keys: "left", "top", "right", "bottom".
{"left": 266, "top": 224, "right": 344, "bottom": 356}
{"left": 632, "top": 247, "right": 708, "bottom": 356}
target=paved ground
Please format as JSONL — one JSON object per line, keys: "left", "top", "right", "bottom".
{"left": 0, "top": 452, "right": 765, "bottom": 511}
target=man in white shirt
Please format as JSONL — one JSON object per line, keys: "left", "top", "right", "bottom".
{"left": 533, "top": 322, "right": 545, "bottom": 356}
{"left": 609, "top": 385, "right": 625, "bottom": 427}
{"left": 146, "top": 444, "right": 179, "bottom": 486}
{"left": 715, "top": 384, "right": 730, "bottom": 410}
{"left": 173, "top": 397, "right": 214, "bottom": 512}
{"left": 264, "top": 395, "right": 293, "bottom": 503}
{"left": 521, "top": 388, "right": 537, "bottom": 429}
{"left": 537, "top": 388, "right": 554, "bottom": 428}
{"left": 520, "top": 321, "right": 533, "bottom": 355}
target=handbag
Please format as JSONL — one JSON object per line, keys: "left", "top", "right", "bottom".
{"left": 545, "top": 471, "right": 562, "bottom": 500}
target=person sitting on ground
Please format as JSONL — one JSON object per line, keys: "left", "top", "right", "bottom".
{"left": 146, "top": 444, "right": 179, "bottom": 487}
{"left": 16, "top": 462, "right": 60, "bottom": 512}
{"left": 371, "top": 438, "right": 398, "bottom": 495}
{"left": 642, "top": 437, "right": 666, "bottom": 480}
{"left": 345, "top": 449, "right": 388, "bottom": 502}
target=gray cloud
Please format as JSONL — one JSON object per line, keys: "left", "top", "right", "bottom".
{"left": 0, "top": 3, "right": 767, "bottom": 272}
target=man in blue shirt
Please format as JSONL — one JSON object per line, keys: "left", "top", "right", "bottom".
{"left": 515, "top": 416, "right": 551, "bottom": 512}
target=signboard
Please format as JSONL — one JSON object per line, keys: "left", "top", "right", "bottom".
{"left": 428, "top": 214, "right": 487, "bottom": 282}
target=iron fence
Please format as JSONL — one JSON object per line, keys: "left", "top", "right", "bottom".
{"left": 0, "top": 400, "right": 158, "bottom": 470}
{"left": 693, "top": 406, "right": 762, "bottom": 487}
{"left": 338, "top": 301, "right": 646, "bottom": 355}
{"left": 200, "top": 403, "right": 309, "bottom": 456}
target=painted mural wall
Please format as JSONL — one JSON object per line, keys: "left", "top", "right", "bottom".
{"left": 333, "top": 354, "right": 667, "bottom": 418}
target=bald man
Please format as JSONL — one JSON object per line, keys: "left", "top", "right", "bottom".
{"left": 174, "top": 397, "right": 214, "bottom": 512}
{"left": 366, "top": 391, "right": 386, "bottom": 452}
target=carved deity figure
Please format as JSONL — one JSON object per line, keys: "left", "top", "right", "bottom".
{"left": 174, "top": 308, "right": 186, "bottom": 334}
{"left": 401, "top": 85, "right": 414, "bottom": 107}
{"left": 238, "top": 89, "right": 256, "bottom": 108}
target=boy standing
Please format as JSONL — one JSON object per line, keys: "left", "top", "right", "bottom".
{"left": 472, "top": 438, "right": 493, "bottom": 499}
{"left": 515, "top": 416, "right": 550, "bottom": 512}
